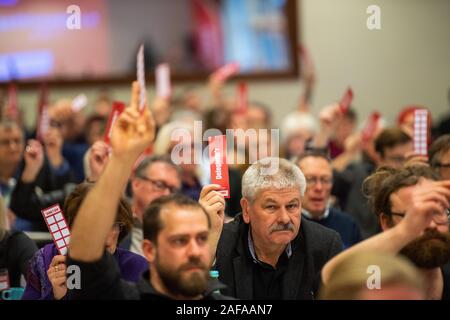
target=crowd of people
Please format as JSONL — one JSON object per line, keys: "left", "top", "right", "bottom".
{"left": 1, "top": 60, "right": 450, "bottom": 301}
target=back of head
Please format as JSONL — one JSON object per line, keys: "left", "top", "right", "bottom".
{"left": 319, "top": 251, "right": 424, "bottom": 300}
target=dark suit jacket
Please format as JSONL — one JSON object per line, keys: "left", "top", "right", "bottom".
{"left": 215, "top": 214, "right": 343, "bottom": 300}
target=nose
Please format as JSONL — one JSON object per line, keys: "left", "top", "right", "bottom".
{"left": 187, "top": 238, "right": 202, "bottom": 257}
{"left": 162, "top": 188, "right": 171, "bottom": 196}
{"left": 277, "top": 207, "right": 291, "bottom": 225}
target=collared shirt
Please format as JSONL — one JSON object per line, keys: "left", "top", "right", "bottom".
{"left": 247, "top": 228, "right": 291, "bottom": 300}
{"left": 302, "top": 207, "right": 330, "bottom": 221}
{"left": 247, "top": 228, "right": 292, "bottom": 264}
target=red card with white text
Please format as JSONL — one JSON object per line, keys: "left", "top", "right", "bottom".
{"left": 41, "top": 204, "right": 70, "bottom": 256}
{"left": 339, "top": 87, "right": 353, "bottom": 114}
{"left": 208, "top": 135, "right": 230, "bottom": 198}
{"left": 211, "top": 62, "right": 240, "bottom": 82}
{"left": 235, "top": 82, "right": 248, "bottom": 114}
{"left": 137, "top": 44, "right": 147, "bottom": 112}
{"left": 414, "top": 109, "right": 428, "bottom": 156}
{"left": 361, "top": 111, "right": 381, "bottom": 142}
{"left": 156, "top": 63, "right": 171, "bottom": 99}
{"left": 104, "top": 101, "right": 126, "bottom": 145}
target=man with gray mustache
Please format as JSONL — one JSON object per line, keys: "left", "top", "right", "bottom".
{"left": 203, "top": 157, "right": 343, "bottom": 299}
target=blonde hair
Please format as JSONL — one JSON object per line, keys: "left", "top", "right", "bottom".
{"left": 319, "top": 251, "right": 424, "bottom": 300}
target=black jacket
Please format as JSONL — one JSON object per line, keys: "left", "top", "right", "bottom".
{"left": 215, "top": 214, "right": 343, "bottom": 300}
{"left": 67, "top": 251, "right": 234, "bottom": 300}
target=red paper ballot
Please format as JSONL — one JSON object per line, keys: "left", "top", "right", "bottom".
{"left": 137, "top": 44, "right": 147, "bottom": 112}
{"left": 104, "top": 101, "right": 126, "bottom": 145}
{"left": 41, "top": 204, "right": 70, "bottom": 256}
{"left": 235, "top": 82, "right": 248, "bottom": 114}
{"left": 414, "top": 109, "right": 428, "bottom": 156}
{"left": 361, "top": 111, "right": 381, "bottom": 142}
{"left": 211, "top": 62, "right": 240, "bottom": 82}
{"left": 208, "top": 135, "right": 230, "bottom": 198}
{"left": 156, "top": 63, "right": 171, "bottom": 99}
{"left": 339, "top": 87, "right": 353, "bottom": 114}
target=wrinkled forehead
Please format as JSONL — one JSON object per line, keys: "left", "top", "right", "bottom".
{"left": 0, "top": 124, "right": 23, "bottom": 139}
{"left": 255, "top": 187, "right": 302, "bottom": 204}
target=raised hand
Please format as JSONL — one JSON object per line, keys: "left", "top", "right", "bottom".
{"left": 43, "top": 126, "right": 64, "bottom": 168}
{"left": 110, "top": 82, "right": 156, "bottom": 162}
{"left": 87, "top": 140, "right": 110, "bottom": 182}
{"left": 400, "top": 180, "right": 450, "bottom": 238}
{"left": 21, "top": 139, "right": 44, "bottom": 183}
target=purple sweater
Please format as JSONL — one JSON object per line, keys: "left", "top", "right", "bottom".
{"left": 22, "top": 243, "right": 148, "bottom": 300}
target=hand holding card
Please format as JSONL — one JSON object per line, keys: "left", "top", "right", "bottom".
{"left": 41, "top": 204, "right": 70, "bottom": 256}
{"left": 208, "top": 135, "right": 230, "bottom": 198}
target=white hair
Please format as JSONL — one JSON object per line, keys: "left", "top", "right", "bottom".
{"left": 280, "top": 111, "right": 319, "bottom": 143}
{"left": 242, "top": 157, "right": 306, "bottom": 202}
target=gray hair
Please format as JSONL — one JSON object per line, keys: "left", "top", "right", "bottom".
{"left": 242, "top": 157, "right": 306, "bottom": 202}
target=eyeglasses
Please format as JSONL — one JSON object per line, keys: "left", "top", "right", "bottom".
{"left": 305, "top": 176, "right": 333, "bottom": 187}
{"left": 138, "top": 176, "right": 180, "bottom": 194}
{"left": 435, "top": 163, "right": 450, "bottom": 169}
{"left": 389, "top": 209, "right": 450, "bottom": 225}
{"left": 0, "top": 138, "right": 23, "bottom": 147}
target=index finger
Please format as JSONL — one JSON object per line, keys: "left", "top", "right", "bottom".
{"left": 50, "top": 255, "right": 66, "bottom": 267}
{"left": 130, "top": 81, "right": 140, "bottom": 113}
{"left": 200, "top": 184, "right": 223, "bottom": 198}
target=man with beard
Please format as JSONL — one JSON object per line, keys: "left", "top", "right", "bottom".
{"left": 67, "top": 82, "right": 230, "bottom": 300}
{"left": 321, "top": 166, "right": 450, "bottom": 300}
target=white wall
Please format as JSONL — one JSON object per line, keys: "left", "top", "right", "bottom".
{"left": 12, "top": 0, "right": 450, "bottom": 130}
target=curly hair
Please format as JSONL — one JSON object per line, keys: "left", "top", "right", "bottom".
{"left": 362, "top": 165, "right": 439, "bottom": 219}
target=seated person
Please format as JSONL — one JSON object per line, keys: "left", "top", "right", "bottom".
{"left": 0, "top": 195, "right": 38, "bottom": 289}
{"left": 296, "top": 150, "right": 362, "bottom": 248}
{"left": 203, "top": 157, "right": 343, "bottom": 299}
{"left": 22, "top": 183, "right": 148, "bottom": 300}
{"left": 66, "top": 81, "right": 231, "bottom": 300}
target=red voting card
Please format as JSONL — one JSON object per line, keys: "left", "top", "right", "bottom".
{"left": 41, "top": 204, "right": 70, "bottom": 256}
{"left": 36, "top": 84, "right": 49, "bottom": 142}
{"left": 156, "top": 63, "right": 171, "bottom": 99}
{"left": 71, "top": 94, "right": 87, "bottom": 112}
{"left": 208, "top": 135, "right": 230, "bottom": 198}
{"left": 235, "top": 82, "right": 248, "bottom": 114}
{"left": 361, "top": 111, "right": 381, "bottom": 142}
{"left": 211, "top": 62, "right": 240, "bottom": 83}
{"left": 137, "top": 44, "right": 147, "bottom": 112}
{"left": 104, "top": 101, "right": 126, "bottom": 145}
{"left": 414, "top": 109, "right": 428, "bottom": 156}
{"left": 339, "top": 87, "right": 353, "bottom": 114}
{"left": 5, "top": 83, "right": 18, "bottom": 119}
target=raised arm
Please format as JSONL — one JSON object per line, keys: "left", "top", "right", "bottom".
{"left": 321, "top": 180, "right": 450, "bottom": 284}
{"left": 198, "top": 184, "right": 225, "bottom": 260}
{"left": 69, "top": 82, "right": 155, "bottom": 262}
